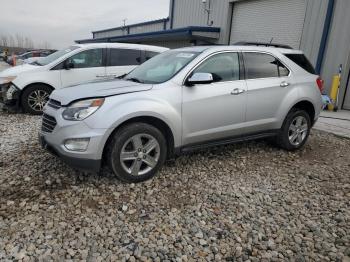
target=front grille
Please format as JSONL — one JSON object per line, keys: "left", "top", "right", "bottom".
{"left": 42, "top": 113, "right": 57, "bottom": 133}
{"left": 47, "top": 99, "right": 61, "bottom": 109}
{"left": 0, "top": 84, "right": 9, "bottom": 103}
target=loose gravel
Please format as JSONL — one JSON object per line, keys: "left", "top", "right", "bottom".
{"left": 0, "top": 111, "right": 349, "bottom": 261}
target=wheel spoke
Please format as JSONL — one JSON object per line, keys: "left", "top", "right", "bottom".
{"left": 132, "top": 135, "right": 143, "bottom": 150}
{"left": 121, "top": 151, "right": 137, "bottom": 161}
{"left": 297, "top": 133, "right": 303, "bottom": 144}
{"left": 130, "top": 160, "right": 142, "bottom": 176}
{"left": 289, "top": 124, "right": 297, "bottom": 132}
{"left": 296, "top": 117, "right": 303, "bottom": 127}
{"left": 290, "top": 133, "right": 298, "bottom": 143}
{"left": 300, "top": 124, "right": 308, "bottom": 133}
{"left": 143, "top": 155, "right": 157, "bottom": 168}
{"left": 143, "top": 139, "right": 157, "bottom": 153}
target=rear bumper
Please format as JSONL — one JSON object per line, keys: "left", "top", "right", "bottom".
{"left": 38, "top": 133, "right": 101, "bottom": 172}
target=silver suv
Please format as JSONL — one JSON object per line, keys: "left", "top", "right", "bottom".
{"left": 39, "top": 45, "right": 323, "bottom": 183}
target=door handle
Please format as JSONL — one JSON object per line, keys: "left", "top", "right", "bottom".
{"left": 280, "top": 81, "right": 290, "bottom": 87}
{"left": 96, "top": 74, "right": 106, "bottom": 78}
{"left": 231, "top": 88, "right": 245, "bottom": 95}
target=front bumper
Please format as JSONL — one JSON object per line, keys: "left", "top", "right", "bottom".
{"left": 39, "top": 134, "right": 101, "bottom": 172}
{"left": 38, "top": 106, "right": 111, "bottom": 173}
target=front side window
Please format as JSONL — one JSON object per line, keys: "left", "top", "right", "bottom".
{"left": 125, "top": 50, "right": 200, "bottom": 84}
{"left": 109, "top": 49, "right": 141, "bottom": 66}
{"left": 193, "top": 52, "right": 240, "bottom": 82}
{"left": 244, "top": 53, "right": 289, "bottom": 79}
{"left": 68, "top": 49, "right": 103, "bottom": 69}
{"left": 38, "top": 46, "right": 80, "bottom": 66}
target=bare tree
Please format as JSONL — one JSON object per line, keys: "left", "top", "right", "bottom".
{"left": 24, "top": 36, "right": 34, "bottom": 49}
{"left": 0, "top": 34, "right": 8, "bottom": 47}
{"left": 15, "top": 34, "right": 24, "bottom": 48}
{"left": 8, "top": 35, "right": 15, "bottom": 48}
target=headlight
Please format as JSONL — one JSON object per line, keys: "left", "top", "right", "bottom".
{"left": 62, "top": 98, "right": 105, "bottom": 121}
{"left": 0, "top": 76, "right": 17, "bottom": 85}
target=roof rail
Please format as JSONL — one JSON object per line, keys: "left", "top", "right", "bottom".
{"left": 233, "top": 41, "right": 293, "bottom": 49}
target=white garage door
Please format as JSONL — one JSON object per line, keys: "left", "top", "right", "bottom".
{"left": 230, "top": 0, "right": 307, "bottom": 49}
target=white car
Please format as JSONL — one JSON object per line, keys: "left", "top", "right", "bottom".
{"left": 0, "top": 43, "right": 168, "bottom": 114}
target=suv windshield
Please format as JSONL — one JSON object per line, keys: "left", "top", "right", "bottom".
{"left": 35, "top": 46, "right": 80, "bottom": 66}
{"left": 125, "top": 50, "right": 200, "bottom": 84}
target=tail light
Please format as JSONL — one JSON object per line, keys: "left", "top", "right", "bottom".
{"left": 316, "top": 77, "right": 324, "bottom": 93}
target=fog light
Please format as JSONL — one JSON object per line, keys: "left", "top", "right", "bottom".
{"left": 64, "top": 138, "right": 90, "bottom": 152}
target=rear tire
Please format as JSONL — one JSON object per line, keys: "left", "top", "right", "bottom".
{"left": 106, "top": 123, "right": 167, "bottom": 183}
{"left": 21, "top": 84, "right": 52, "bottom": 115}
{"left": 276, "top": 109, "right": 311, "bottom": 151}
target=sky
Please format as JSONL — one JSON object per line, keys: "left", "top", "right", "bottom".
{"left": 0, "top": 0, "right": 170, "bottom": 49}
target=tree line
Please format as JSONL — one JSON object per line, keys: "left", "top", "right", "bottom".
{"left": 0, "top": 33, "right": 51, "bottom": 49}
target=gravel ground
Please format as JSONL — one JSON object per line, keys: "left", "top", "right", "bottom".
{"left": 0, "top": 111, "right": 349, "bottom": 262}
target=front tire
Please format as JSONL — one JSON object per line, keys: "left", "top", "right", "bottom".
{"left": 21, "top": 84, "right": 52, "bottom": 115}
{"left": 276, "top": 109, "right": 311, "bottom": 151}
{"left": 106, "top": 123, "right": 167, "bottom": 183}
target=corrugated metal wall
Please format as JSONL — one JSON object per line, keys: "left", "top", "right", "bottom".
{"left": 93, "top": 20, "right": 170, "bottom": 39}
{"left": 299, "top": 0, "right": 329, "bottom": 66}
{"left": 320, "top": 0, "right": 350, "bottom": 109}
{"left": 94, "top": 29, "right": 125, "bottom": 39}
{"left": 172, "top": 0, "right": 231, "bottom": 44}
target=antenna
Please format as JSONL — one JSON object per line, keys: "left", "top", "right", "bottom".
{"left": 203, "top": 0, "right": 213, "bottom": 26}
{"left": 269, "top": 37, "right": 274, "bottom": 44}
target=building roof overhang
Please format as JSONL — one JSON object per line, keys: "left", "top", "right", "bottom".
{"left": 76, "top": 26, "right": 220, "bottom": 44}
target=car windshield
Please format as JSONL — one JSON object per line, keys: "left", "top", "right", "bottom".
{"left": 35, "top": 46, "right": 80, "bottom": 66}
{"left": 124, "top": 50, "right": 201, "bottom": 84}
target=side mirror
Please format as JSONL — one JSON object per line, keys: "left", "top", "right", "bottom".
{"left": 64, "top": 60, "right": 74, "bottom": 70}
{"left": 186, "top": 72, "right": 213, "bottom": 86}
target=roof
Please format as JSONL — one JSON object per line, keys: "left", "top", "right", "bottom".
{"left": 76, "top": 26, "right": 221, "bottom": 44}
{"left": 92, "top": 18, "right": 169, "bottom": 34}
{"left": 71, "top": 42, "right": 169, "bottom": 52}
{"left": 173, "top": 45, "right": 304, "bottom": 54}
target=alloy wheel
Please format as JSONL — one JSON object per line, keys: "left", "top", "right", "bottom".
{"left": 288, "top": 116, "right": 308, "bottom": 146}
{"left": 120, "top": 133, "right": 160, "bottom": 176}
{"left": 27, "top": 90, "right": 50, "bottom": 112}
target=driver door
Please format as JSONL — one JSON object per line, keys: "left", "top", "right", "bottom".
{"left": 60, "top": 48, "right": 106, "bottom": 88}
{"left": 182, "top": 52, "right": 247, "bottom": 146}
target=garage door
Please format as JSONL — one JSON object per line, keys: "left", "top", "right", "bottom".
{"left": 230, "top": 0, "right": 307, "bottom": 49}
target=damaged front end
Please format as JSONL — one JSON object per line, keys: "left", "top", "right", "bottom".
{"left": 0, "top": 83, "right": 21, "bottom": 112}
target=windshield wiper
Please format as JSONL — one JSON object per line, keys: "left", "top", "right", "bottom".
{"left": 126, "top": 77, "right": 144, "bottom": 83}
{"left": 117, "top": 74, "right": 127, "bottom": 79}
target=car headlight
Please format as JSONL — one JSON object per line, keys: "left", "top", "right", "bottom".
{"left": 62, "top": 98, "right": 105, "bottom": 121}
{"left": 0, "top": 76, "right": 17, "bottom": 85}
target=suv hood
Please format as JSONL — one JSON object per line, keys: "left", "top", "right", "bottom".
{"left": 51, "top": 79, "right": 153, "bottom": 105}
{"left": 0, "top": 63, "right": 40, "bottom": 77}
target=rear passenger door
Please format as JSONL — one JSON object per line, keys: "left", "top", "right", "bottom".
{"left": 105, "top": 48, "right": 142, "bottom": 78}
{"left": 243, "top": 52, "right": 293, "bottom": 133}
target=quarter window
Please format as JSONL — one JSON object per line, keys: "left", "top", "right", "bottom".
{"left": 193, "top": 52, "right": 240, "bottom": 82}
{"left": 243, "top": 53, "right": 289, "bottom": 79}
{"left": 68, "top": 49, "right": 103, "bottom": 68}
{"left": 109, "top": 49, "right": 141, "bottom": 66}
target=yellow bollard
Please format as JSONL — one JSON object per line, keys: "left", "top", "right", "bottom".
{"left": 328, "top": 75, "right": 340, "bottom": 111}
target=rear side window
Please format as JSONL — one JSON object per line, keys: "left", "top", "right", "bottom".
{"left": 109, "top": 48, "right": 141, "bottom": 66}
{"left": 284, "top": 54, "right": 316, "bottom": 74}
{"left": 145, "top": 51, "right": 159, "bottom": 61}
{"left": 243, "top": 53, "right": 289, "bottom": 79}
